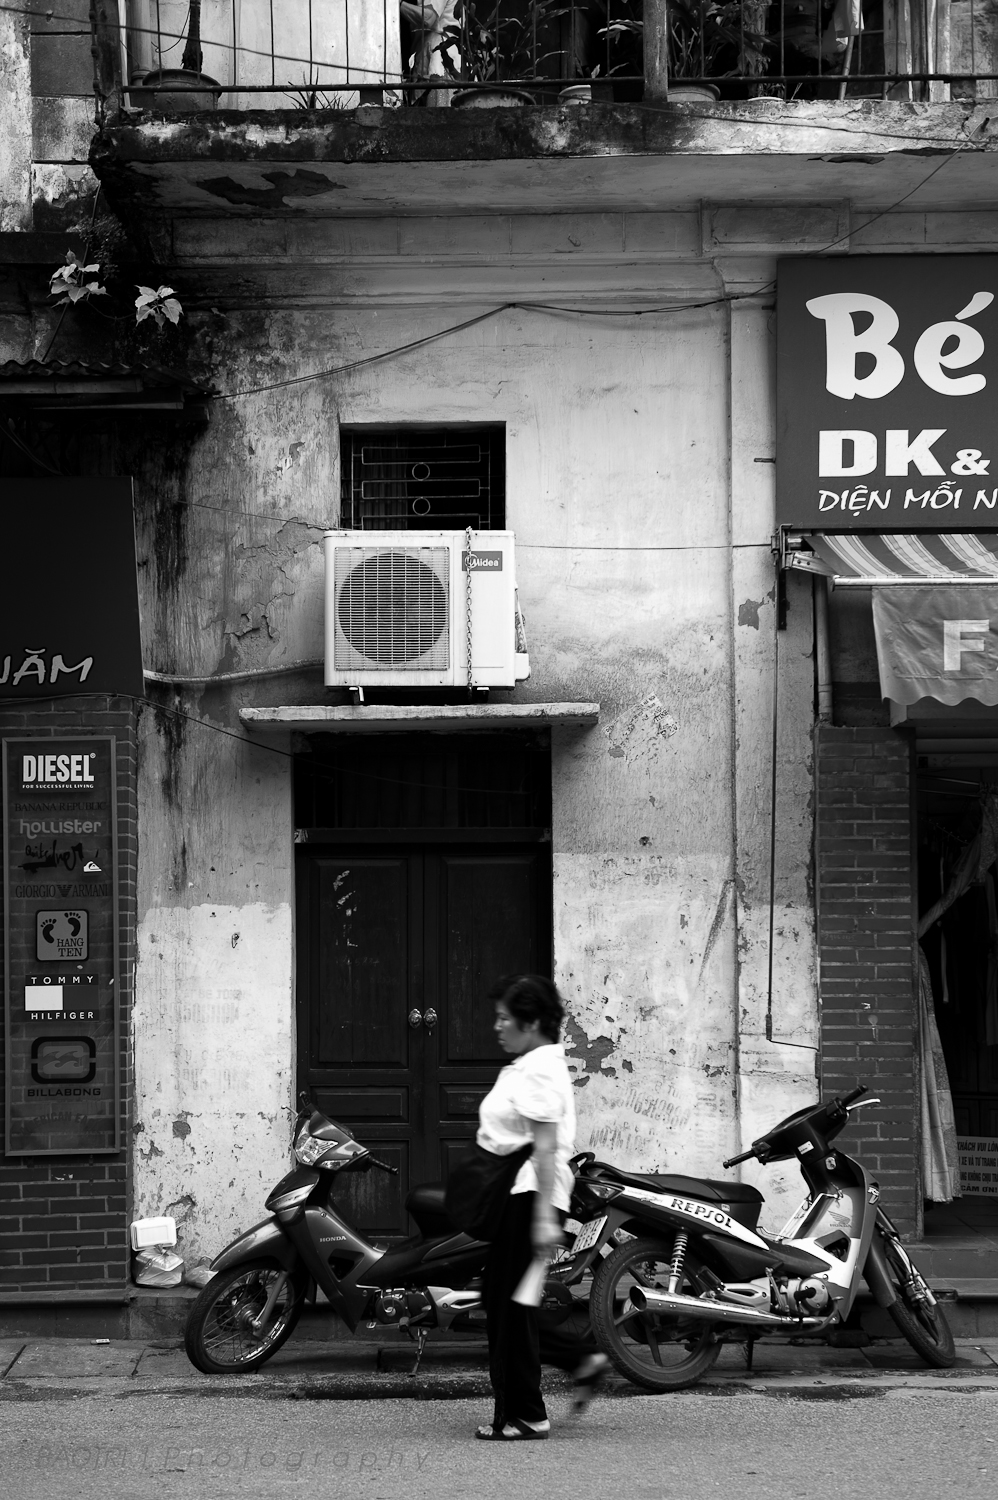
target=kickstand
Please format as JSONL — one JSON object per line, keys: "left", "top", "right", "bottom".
{"left": 408, "top": 1326, "right": 428, "bottom": 1378}
{"left": 744, "top": 1337, "right": 756, "bottom": 1372}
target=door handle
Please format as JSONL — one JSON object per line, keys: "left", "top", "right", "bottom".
{"left": 423, "top": 1008, "right": 438, "bottom": 1031}
{"left": 408, "top": 1008, "right": 423, "bottom": 1029}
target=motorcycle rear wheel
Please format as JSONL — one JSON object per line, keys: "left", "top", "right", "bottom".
{"left": 185, "top": 1258, "right": 305, "bottom": 1374}
{"left": 879, "top": 1232, "right": 955, "bottom": 1367}
{"left": 591, "top": 1236, "right": 721, "bottom": 1391}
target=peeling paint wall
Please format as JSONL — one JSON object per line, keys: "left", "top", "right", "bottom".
{"left": 121, "top": 270, "right": 817, "bottom": 1246}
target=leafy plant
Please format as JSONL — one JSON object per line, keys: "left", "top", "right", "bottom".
{"left": 48, "top": 252, "right": 107, "bottom": 307}
{"left": 600, "top": 0, "right": 770, "bottom": 81}
{"left": 135, "top": 286, "right": 184, "bottom": 328}
{"left": 435, "top": 0, "right": 563, "bottom": 82}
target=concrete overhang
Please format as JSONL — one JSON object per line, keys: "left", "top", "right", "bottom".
{"left": 91, "top": 101, "right": 998, "bottom": 221}
{"left": 240, "top": 703, "right": 600, "bottom": 733}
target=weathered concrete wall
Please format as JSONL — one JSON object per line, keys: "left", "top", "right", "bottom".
{"left": 123, "top": 262, "right": 818, "bottom": 1251}
{"left": 0, "top": 11, "right": 32, "bottom": 232}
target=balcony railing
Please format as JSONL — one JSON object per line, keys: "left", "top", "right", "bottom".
{"left": 96, "top": 1, "right": 998, "bottom": 110}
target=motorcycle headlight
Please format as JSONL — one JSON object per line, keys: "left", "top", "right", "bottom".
{"left": 295, "top": 1131, "right": 332, "bottom": 1166}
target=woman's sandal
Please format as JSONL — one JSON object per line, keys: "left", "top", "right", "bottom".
{"left": 571, "top": 1353, "right": 610, "bottom": 1414}
{"left": 475, "top": 1418, "right": 550, "bottom": 1441}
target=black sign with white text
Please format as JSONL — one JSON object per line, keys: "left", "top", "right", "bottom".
{"left": 777, "top": 256, "right": 998, "bottom": 530}
{"left": 0, "top": 479, "right": 143, "bottom": 697}
{"left": 3, "top": 737, "right": 120, "bottom": 1155}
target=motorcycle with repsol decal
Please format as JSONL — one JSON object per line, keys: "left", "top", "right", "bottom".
{"left": 184, "top": 1098, "right": 577, "bottom": 1375}
{"left": 556, "top": 1086, "right": 954, "bottom": 1391}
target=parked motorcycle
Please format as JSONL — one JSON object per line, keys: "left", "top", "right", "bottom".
{"left": 554, "top": 1085, "right": 955, "bottom": 1391}
{"left": 184, "top": 1097, "right": 577, "bottom": 1374}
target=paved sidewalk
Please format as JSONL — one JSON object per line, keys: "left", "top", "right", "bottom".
{"left": 2, "top": 1335, "right": 998, "bottom": 1402}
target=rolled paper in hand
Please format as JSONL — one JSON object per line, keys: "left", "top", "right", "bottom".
{"left": 512, "top": 1254, "right": 549, "bottom": 1307}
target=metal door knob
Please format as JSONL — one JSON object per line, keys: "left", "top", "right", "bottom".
{"left": 423, "top": 1008, "right": 438, "bottom": 1030}
{"left": 408, "top": 1008, "right": 423, "bottom": 1029}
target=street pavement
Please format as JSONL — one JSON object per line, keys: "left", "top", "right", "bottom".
{"left": 1, "top": 1336, "right": 998, "bottom": 1498}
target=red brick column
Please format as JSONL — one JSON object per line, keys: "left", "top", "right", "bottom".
{"left": 815, "top": 725, "right": 920, "bottom": 1239}
{"left": 0, "top": 696, "right": 136, "bottom": 1296}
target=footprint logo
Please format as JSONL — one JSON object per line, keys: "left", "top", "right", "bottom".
{"left": 67, "top": 916, "right": 81, "bottom": 937}
{"left": 40, "top": 919, "right": 57, "bottom": 946}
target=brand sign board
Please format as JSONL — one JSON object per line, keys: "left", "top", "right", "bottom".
{"left": 777, "top": 256, "right": 998, "bottom": 530}
{"left": 0, "top": 478, "right": 143, "bottom": 698}
{"left": 3, "top": 737, "right": 120, "bottom": 1155}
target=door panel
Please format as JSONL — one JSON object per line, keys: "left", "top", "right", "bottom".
{"left": 315, "top": 857, "right": 413, "bottom": 1067}
{"left": 299, "top": 843, "right": 551, "bottom": 1238}
{"left": 427, "top": 850, "right": 551, "bottom": 1183}
{"left": 439, "top": 854, "right": 544, "bottom": 1060}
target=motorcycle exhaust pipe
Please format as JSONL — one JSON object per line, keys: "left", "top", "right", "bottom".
{"left": 627, "top": 1285, "right": 827, "bottom": 1330}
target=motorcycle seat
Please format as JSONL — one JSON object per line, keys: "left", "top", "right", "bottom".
{"left": 405, "top": 1182, "right": 458, "bottom": 1237}
{"left": 594, "top": 1165, "right": 764, "bottom": 1206}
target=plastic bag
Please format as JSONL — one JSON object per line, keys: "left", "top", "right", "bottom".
{"left": 133, "top": 1246, "right": 185, "bottom": 1288}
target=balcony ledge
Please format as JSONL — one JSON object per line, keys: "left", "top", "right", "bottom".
{"left": 239, "top": 702, "right": 600, "bottom": 733}
{"left": 91, "top": 100, "right": 998, "bottom": 220}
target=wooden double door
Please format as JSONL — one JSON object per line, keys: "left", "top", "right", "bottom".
{"left": 296, "top": 842, "right": 551, "bottom": 1238}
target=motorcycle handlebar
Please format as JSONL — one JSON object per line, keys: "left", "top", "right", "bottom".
{"left": 722, "top": 1148, "right": 755, "bottom": 1169}
{"left": 839, "top": 1085, "right": 868, "bottom": 1107}
{"left": 368, "top": 1156, "right": 399, "bottom": 1176}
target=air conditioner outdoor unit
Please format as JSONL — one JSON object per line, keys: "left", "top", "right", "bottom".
{"left": 324, "top": 529, "right": 530, "bottom": 689}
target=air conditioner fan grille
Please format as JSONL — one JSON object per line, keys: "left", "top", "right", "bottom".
{"left": 335, "top": 548, "right": 449, "bottom": 669}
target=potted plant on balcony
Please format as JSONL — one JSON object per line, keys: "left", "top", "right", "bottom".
{"left": 139, "top": 0, "right": 222, "bottom": 113}
{"left": 602, "top": 0, "right": 770, "bottom": 100}
{"left": 436, "top": 0, "right": 538, "bottom": 107}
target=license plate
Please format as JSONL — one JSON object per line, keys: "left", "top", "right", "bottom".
{"left": 570, "top": 1215, "right": 607, "bottom": 1254}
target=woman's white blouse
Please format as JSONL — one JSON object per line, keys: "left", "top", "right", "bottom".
{"left": 476, "top": 1043, "right": 577, "bottom": 1211}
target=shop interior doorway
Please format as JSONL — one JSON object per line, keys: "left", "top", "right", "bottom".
{"left": 918, "top": 759, "right": 998, "bottom": 1245}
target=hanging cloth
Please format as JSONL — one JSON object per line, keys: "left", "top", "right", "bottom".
{"left": 916, "top": 947, "right": 961, "bottom": 1202}
{"left": 986, "top": 874, "right": 998, "bottom": 1046}
{"left": 918, "top": 791, "right": 998, "bottom": 937}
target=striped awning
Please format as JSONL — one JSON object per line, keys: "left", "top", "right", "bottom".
{"left": 809, "top": 532, "right": 998, "bottom": 585}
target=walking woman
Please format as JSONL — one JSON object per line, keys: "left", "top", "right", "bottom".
{"left": 475, "top": 974, "right": 607, "bottom": 1441}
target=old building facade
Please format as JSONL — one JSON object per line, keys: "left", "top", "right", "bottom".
{"left": 2, "top": 2, "right": 997, "bottom": 1306}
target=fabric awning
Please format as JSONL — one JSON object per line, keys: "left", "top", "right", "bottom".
{"left": 809, "top": 532, "right": 998, "bottom": 585}
{"left": 873, "top": 586, "right": 998, "bottom": 706}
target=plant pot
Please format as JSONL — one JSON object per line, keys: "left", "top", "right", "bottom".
{"left": 450, "top": 87, "right": 536, "bottom": 109}
{"left": 558, "top": 84, "right": 592, "bottom": 105}
{"left": 137, "top": 68, "right": 222, "bottom": 113}
{"left": 667, "top": 84, "right": 720, "bottom": 103}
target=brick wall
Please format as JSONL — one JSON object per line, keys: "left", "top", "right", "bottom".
{"left": 815, "top": 724, "right": 921, "bottom": 1239}
{"left": 0, "top": 696, "right": 136, "bottom": 1295}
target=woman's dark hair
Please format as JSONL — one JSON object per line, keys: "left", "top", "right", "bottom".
{"left": 489, "top": 974, "right": 564, "bottom": 1043}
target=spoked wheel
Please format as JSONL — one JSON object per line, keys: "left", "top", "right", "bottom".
{"left": 185, "top": 1258, "right": 305, "bottom": 1374}
{"left": 879, "top": 1231, "right": 955, "bottom": 1367}
{"left": 591, "top": 1236, "right": 721, "bottom": 1391}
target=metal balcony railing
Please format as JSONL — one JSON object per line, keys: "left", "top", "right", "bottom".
{"left": 95, "top": 1, "right": 998, "bottom": 109}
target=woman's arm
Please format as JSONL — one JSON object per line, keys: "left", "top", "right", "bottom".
{"left": 525, "top": 1118, "right": 562, "bottom": 1254}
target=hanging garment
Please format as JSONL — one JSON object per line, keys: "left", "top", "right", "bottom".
{"left": 918, "top": 790, "right": 998, "bottom": 938}
{"left": 986, "top": 873, "right": 998, "bottom": 1046}
{"left": 917, "top": 947, "right": 961, "bottom": 1203}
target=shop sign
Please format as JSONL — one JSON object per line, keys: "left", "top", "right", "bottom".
{"left": 872, "top": 585, "right": 998, "bottom": 705}
{"left": 777, "top": 256, "right": 998, "bottom": 530}
{"left": 958, "top": 1137, "right": 998, "bottom": 1196}
{"left": 0, "top": 479, "right": 143, "bottom": 698}
{"left": 3, "top": 737, "right": 120, "bottom": 1155}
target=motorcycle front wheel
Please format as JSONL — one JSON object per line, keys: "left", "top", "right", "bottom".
{"left": 591, "top": 1236, "right": 721, "bottom": 1391}
{"left": 185, "top": 1258, "right": 305, "bottom": 1374}
{"left": 878, "top": 1231, "right": 956, "bottom": 1367}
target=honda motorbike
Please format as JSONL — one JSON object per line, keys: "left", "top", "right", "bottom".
{"left": 184, "top": 1098, "right": 578, "bottom": 1375}
{"left": 554, "top": 1085, "right": 955, "bottom": 1391}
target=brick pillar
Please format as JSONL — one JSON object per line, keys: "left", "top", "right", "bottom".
{"left": 0, "top": 696, "right": 136, "bottom": 1295}
{"left": 815, "top": 725, "right": 920, "bottom": 1239}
